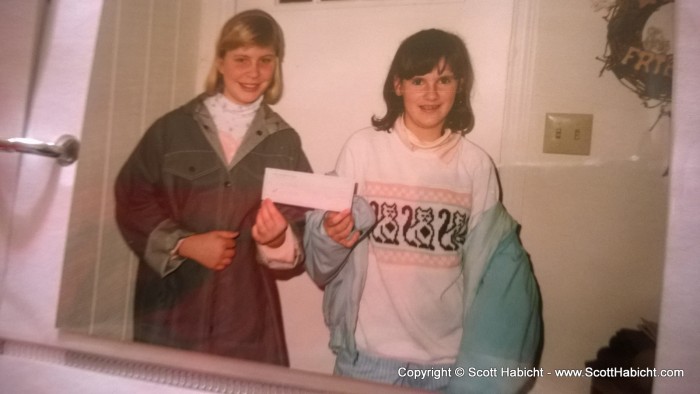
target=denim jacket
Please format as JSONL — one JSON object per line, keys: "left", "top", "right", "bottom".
{"left": 304, "top": 198, "right": 542, "bottom": 393}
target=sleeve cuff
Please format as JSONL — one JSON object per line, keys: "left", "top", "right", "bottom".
{"left": 144, "top": 219, "right": 194, "bottom": 277}
{"left": 257, "top": 226, "right": 302, "bottom": 269}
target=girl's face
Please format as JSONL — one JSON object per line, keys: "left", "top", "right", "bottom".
{"left": 394, "top": 58, "right": 458, "bottom": 140}
{"left": 217, "top": 45, "right": 276, "bottom": 104}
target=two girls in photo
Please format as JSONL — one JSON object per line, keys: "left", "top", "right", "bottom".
{"left": 116, "top": 7, "right": 541, "bottom": 393}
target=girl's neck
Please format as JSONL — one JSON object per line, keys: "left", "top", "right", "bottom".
{"left": 402, "top": 116, "right": 444, "bottom": 142}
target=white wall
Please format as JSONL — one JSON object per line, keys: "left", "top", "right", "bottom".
{"left": 501, "top": 1, "right": 671, "bottom": 392}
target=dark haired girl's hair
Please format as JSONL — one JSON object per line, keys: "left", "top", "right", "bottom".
{"left": 371, "top": 29, "right": 475, "bottom": 135}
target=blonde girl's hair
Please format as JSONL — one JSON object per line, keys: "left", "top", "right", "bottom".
{"left": 204, "top": 9, "right": 285, "bottom": 104}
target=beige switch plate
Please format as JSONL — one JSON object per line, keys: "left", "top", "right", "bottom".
{"left": 543, "top": 113, "right": 593, "bottom": 155}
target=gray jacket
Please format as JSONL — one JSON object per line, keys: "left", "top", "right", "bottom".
{"left": 115, "top": 94, "right": 312, "bottom": 365}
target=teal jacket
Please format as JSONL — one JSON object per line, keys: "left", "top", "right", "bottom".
{"left": 305, "top": 197, "right": 542, "bottom": 393}
{"left": 448, "top": 201, "right": 542, "bottom": 393}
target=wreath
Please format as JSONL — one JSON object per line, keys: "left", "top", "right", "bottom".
{"left": 597, "top": 0, "right": 673, "bottom": 126}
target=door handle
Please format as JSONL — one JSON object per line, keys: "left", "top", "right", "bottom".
{"left": 0, "top": 135, "right": 80, "bottom": 166}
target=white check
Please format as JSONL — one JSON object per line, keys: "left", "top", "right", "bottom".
{"left": 262, "top": 168, "right": 356, "bottom": 212}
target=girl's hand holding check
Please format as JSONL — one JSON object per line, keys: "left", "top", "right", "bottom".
{"left": 323, "top": 209, "right": 360, "bottom": 248}
{"left": 252, "top": 198, "right": 289, "bottom": 248}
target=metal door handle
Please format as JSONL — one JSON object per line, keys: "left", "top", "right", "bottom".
{"left": 0, "top": 135, "right": 80, "bottom": 166}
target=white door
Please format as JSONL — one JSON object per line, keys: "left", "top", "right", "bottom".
{"left": 0, "top": 0, "right": 48, "bottom": 336}
{"left": 0, "top": 0, "right": 103, "bottom": 343}
{"left": 0, "top": 0, "right": 44, "bottom": 314}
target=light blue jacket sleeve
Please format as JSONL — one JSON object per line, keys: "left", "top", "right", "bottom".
{"left": 304, "top": 196, "right": 376, "bottom": 287}
{"left": 304, "top": 196, "right": 376, "bottom": 356}
{"left": 448, "top": 203, "right": 543, "bottom": 393}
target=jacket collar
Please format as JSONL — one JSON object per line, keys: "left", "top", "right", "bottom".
{"left": 185, "top": 93, "right": 292, "bottom": 169}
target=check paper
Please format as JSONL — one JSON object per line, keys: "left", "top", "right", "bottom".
{"left": 262, "top": 168, "right": 356, "bottom": 212}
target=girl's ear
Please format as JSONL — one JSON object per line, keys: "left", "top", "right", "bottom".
{"left": 393, "top": 77, "right": 403, "bottom": 96}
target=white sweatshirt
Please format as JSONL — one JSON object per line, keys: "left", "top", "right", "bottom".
{"left": 335, "top": 118, "right": 499, "bottom": 364}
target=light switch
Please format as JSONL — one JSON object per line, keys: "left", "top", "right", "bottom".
{"left": 543, "top": 113, "right": 593, "bottom": 155}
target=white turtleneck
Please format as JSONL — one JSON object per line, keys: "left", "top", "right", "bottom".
{"left": 204, "top": 93, "right": 262, "bottom": 164}
{"left": 393, "top": 115, "right": 462, "bottom": 163}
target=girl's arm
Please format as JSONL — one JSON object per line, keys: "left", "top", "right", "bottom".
{"left": 303, "top": 196, "right": 375, "bottom": 287}
{"left": 303, "top": 209, "right": 353, "bottom": 287}
{"left": 304, "top": 131, "right": 371, "bottom": 286}
{"left": 115, "top": 123, "right": 194, "bottom": 277}
{"left": 254, "top": 132, "right": 313, "bottom": 269}
{"left": 253, "top": 199, "right": 303, "bottom": 269}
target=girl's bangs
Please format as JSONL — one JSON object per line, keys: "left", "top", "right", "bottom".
{"left": 396, "top": 48, "right": 460, "bottom": 79}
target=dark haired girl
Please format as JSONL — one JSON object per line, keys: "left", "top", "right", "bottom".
{"left": 304, "top": 29, "right": 541, "bottom": 392}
